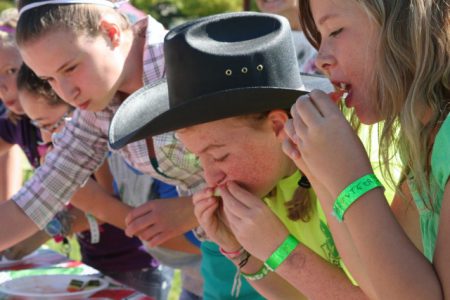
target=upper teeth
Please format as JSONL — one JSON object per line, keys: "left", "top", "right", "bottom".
{"left": 339, "top": 83, "right": 349, "bottom": 101}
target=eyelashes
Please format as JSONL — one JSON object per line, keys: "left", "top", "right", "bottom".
{"left": 213, "top": 154, "right": 229, "bottom": 162}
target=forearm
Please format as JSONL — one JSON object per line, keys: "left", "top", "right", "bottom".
{"left": 169, "top": 196, "right": 199, "bottom": 233}
{"left": 275, "top": 244, "right": 367, "bottom": 300}
{"left": 343, "top": 189, "right": 441, "bottom": 299}
{"left": 310, "top": 178, "right": 377, "bottom": 298}
{"left": 69, "top": 179, "right": 131, "bottom": 230}
{"left": 227, "top": 254, "right": 307, "bottom": 300}
{"left": 66, "top": 205, "right": 103, "bottom": 234}
{"left": 0, "top": 145, "right": 23, "bottom": 201}
{"left": 0, "top": 200, "right": 40, "bottom": 251}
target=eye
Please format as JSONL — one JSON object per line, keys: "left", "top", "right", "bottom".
{"left": 6, "top": 68, "right": 17, "bottom": 75}
{"left": 329, "top": 28, "right": 343, "bottom": 38}
{"left": 65, "top": 65, "right": 77, "bottom": 74}
{"left": 213, "top": 154, "right": 229, "bottom": 162}
{"left": 40, "top": 76, "right": 54, "bottom": 83}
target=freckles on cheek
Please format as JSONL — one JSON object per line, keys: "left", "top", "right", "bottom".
{"left": 229, "top": 158, "right": 268, "bottom": 190}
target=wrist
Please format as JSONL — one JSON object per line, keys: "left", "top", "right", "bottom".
{"left": 219, "top": 241, "right": 242, "bottom": 254}
{"left": 264, "top": 234, "right": 299, "bottom": 271}
{"left": 332, "top": 173, "right": 384, "bottom": 222}
{"left": 216, "top": 236, "right": 242, "bottom": 252}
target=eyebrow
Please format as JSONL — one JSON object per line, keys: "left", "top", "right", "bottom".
{"left": 317, "top": 13, "right": 339, "bottom": 26}
{"left": 198, "top": 144, "right": 225, "bottom": 154}
{"left": 37, "top": 58, "right": 74, "bottom": 81}
{"left": 55, "top": 58, "right": 75, "bottom": 74}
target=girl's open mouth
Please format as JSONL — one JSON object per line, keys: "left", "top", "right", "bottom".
{"left": 330, "top": 82, "right": 351, "bottom": 104}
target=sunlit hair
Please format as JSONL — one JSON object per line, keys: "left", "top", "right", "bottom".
{"left": 0, "top": 9, "right": 20, "bottom": 122}
{"left": 17, "top": 64, "right": 68, "bottom": 107}
{"left": 0, "top": 8, "right": 18, "bottom": 48}
{"left": 241, "top": 112, "right": 314, "bottom": 222}
{"left": 16, "top": 0, "right": 131, "bottom": 46}
{"left": 299, "top": 0, "right": 450, "bottom": 210}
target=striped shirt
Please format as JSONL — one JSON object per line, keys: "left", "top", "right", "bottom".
{"left": 13, "top": 16, "right": 205, "bottom": 229}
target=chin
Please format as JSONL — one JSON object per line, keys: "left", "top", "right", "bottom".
{"left": 8, "top": 107, "right": 24, "bottom": 115}
{"left": 355, "top": 107, "right": 382, "bottom": 125}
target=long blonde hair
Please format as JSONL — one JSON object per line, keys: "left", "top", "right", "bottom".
{"left": 299, "top": 0, "right": 450, "bottom": 209}
{"left": 0, "top": 8, "right": 17, "bottom": 47}
{"left": 16, "top": 0, "right": 130, "bottom": 46}
{"left": 0, "top": 8, "right": 20, "bottom": 123}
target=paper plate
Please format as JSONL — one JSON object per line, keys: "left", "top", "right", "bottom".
{"left": 0, "top": 251, "right": 40, "bottom": 268}
{"left": 0, "top": 274, "right": 108, "bottom": 299}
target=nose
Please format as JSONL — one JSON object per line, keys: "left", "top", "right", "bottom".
{"left": 55, "top": 79, "right": 80, "bottom": 105}
{"left": 201, "top": 159, "right": 226, "bottom": 187}
{"left": 314, "top": 44, "right": 337, "bottom": 76}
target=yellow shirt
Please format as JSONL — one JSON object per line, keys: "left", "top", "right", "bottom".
{"left": 263, "top": 171, "right": 355, "bottom": 283}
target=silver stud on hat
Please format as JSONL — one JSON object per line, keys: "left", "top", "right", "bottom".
{"left": 241, "top": 67, "right": 248, "bottom": 74}
{"left": 256, "top": 64, "right": 264, "bottom": 71}
{"left": 225, "top": 69, "right": 232, "bottom": 76}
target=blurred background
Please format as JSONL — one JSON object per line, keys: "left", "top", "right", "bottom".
{"left": 0, "top": 0, "right": 259, "bottom": 28}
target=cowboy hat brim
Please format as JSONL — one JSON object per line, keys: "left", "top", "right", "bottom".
{"left": 109, "top": 74, "right": 333, "bottom": 149}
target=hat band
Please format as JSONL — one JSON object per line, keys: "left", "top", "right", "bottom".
{"left": 19, "top": 0, "right": 128, "bottom": 17}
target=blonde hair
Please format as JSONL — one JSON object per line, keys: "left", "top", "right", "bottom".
{"left": 0, "top": 8, "right": 20, "bottom": 122}
{"left": 299, "top": 0, "right": 450, "bottom": 209}
{"left": 16, "top": 0, "right": 131, "bottom": 46}
{"left": 0, "top": 8, "right": 18, "bottom": 47}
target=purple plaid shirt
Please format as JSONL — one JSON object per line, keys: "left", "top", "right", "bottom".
{"left": 13, "top": 16, "right": 205, "bottom": 229}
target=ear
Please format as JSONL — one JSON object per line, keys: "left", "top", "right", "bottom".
{"left": 267, "top": 109, "right": 290, "bottom": 140}
{"left": 99, "top": 16, "right": 121, "bottom": 47}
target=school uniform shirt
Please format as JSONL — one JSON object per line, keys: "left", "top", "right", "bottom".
{"left": 12, "top": 15, "right": 205, "bottom": 229}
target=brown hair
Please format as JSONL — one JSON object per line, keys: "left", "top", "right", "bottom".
{"left": 16, "top": 0, "right": 130, "bottom": 46}
{"left": 17, "top": 63, "right": 67, "bottom": 107}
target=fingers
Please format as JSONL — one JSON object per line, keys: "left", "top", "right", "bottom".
{"left": 125, "top": 202, "right": 154, "bottom": 226}
{"left": 282, "top": 126, "right": 301, "bottom": 160}
{"left": 310, "top": 89, "right": 341, "bottom": 116}
{"left": 194, "top": 195, "right": 219, "bottom": 225}
{"left": 291, "top": 93, "right": 323, "bottom": 126}
{"left": 193, "top": 187, "right": 214, "bottom": 205}
{"left": 125, "top": 212, "right": 155, "bottom": 237}
{"left": 220, "top": 182, "right": 253, "bottom": 214}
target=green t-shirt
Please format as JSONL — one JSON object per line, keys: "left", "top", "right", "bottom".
{"left": 410, "top": 113, "right": 450, "bottom": 261}
{"left": 263, "top": 171, "right": 354, "bottom": 281}
{"left": 201, "top": 171, "right": 355, "bottom": 300}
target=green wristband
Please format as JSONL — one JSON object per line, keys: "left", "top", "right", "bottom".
{"left": 333, "top": 174, "right": 383, "bottom": 222}
{"left": 264, "top": 234, "right": 299, "bottom": 271}
{"left": 241, "top": 264, "right": 270, "bottom": 281}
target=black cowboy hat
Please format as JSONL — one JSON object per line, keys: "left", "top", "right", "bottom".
{"left": 109, "top": 12, "right": 331, "bottom": 149}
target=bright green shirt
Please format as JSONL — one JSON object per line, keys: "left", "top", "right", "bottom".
{"left": 263, "top": 171, "right": 352, "bottom": 278}
{"left": 411, "top": 114, "right": 450, "bottom": 261}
